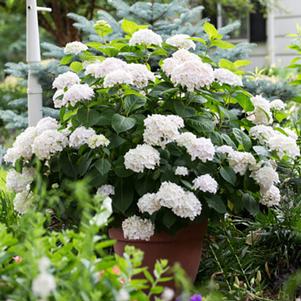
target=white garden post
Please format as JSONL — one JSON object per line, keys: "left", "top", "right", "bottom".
{"left": 217, "top": 3, "right": 223, "bottom": 30}
{"left": 26, "top": 0, "right": 51, "bottom": 126}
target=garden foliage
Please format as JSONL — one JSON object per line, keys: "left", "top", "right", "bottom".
{"left": 4, "top": 21, "right": 299, "bottom": 243}
{"left": 0, "top": 180, "right": 188, "bottom": 301}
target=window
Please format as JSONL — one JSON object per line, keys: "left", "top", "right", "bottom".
{"left": 218, "top": 4, "right": 250, "bottom": 40}
{"left": 249, "top": 3, "right": 267, "bottom": 42}
{"left": 206, "top": 2, "right": 267, "bottom": 43}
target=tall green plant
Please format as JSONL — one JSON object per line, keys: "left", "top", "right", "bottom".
{"left": 0, "top": 180, "right": 183, "bottom": 300}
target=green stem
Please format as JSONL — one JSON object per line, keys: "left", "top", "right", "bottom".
{"left": 209, "top": 244, "right": 232, "bottom": 292}
{"left": 224, "top": 231, "right": 253, "bottom": 291}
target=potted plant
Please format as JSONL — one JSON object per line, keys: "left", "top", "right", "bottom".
{"left": 4, "top": 20, "right": 299, "bottom": 281}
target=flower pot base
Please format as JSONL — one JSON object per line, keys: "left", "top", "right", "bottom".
{"left": 109, "top": 221, "right": 207, "bottom": 282}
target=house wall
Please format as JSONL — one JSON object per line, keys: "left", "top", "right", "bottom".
{"left": 249, "top": 0, "right": 301, "bottom": 69}
{"left": 248, "top": 43, "right": 267, "bottom": 70}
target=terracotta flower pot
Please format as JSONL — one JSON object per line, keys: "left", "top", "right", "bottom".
{"left": 109, "top": 220, "right": 208, "bottom": 281}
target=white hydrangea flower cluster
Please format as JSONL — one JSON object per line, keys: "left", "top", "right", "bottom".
{"left": 52, "top": 60, "right": 94, "bottom": 108}
{"left": 88, "top": 134, "right": 110, "bottom": 149}
{"left": 69, "top": 126, "right": 109, "bottom": 149}
{"left": 193, "top": 174, "right": 218, "bottom": 194}
{"left": 52, "top": 71, "right": 80, "bottom": 90}
{"left": 157, "top": 182, "right": 202, "bottom": 220}
{"left": 91, "top": 197, "right": 113, "bottom": 226}
{"left": 170, "top": 60, "right": 214, "bottom": 91}
{"left": 116, "top": 289, "right": 130, "bottom": 301}
{"left": 85, "top": 58, "right": 155, "bottom": 89}
{"left": 143, "top": 114, "right": 184, "bottom": 148}
{"left": 137, "top": 182, "right": 202, "bottom": 221}
{"left": 165, "top": 34, "right": 196, "bottom": 50}
{"left": 35, "top": 117, "right": 59, "bottom": 135}
{"left": 103, "top": 69, "right": 133, "bottom": 88}
{"left": 69, "top": 127, "right": 95, "bottom": 148}
{"left": 249, "top": 125, "right": 275, "bottom": 144}
{"left": 137, "top": 193, "right": 161, "bottom": 215}
{"left": 249, "top": 125, "right": 300, "bottom": 159}
{"left": 122, "top": 215, "right": 155, "bottom": 240}
{"left": 85, "top": 58, "right": 127, "bottom": 78}
{"left": 64, "top": 41, "right": 88, "bottom": 55}
{"left": 96, "top": 185, "right": 115, "bottom": 197}
{"left": 32, "top": 271, "right": 56, "bottom": 297}
{"left": 260, "top": 185, "right": 281, "bottom": 207}
{"left": 6, "top": 168, "right": 34, "bottom": 193}
{"left": 4, "top": 127, "right": 37, "bottom": 164}
{"left": 62, "top": 84, "right": 94, "bottom": 107}
{"left": 284, "top": 128, "right": 298, "bottom": 140}
{"left": 268, "top": 133, "right": 300, "bottom": 159}
{"left": 270, "top": 98, "right": 285, "bottom": 111}
{"left": 14, "top": 191, "right": 32, "bottom": 214}
{"left": 251, "top": 165, "right": 279, "bottom": 193}
{"left": 4, "top": 117, "right": 67, "bottom": 164}
{"left": 172, "top": 49, "right": 200, "bottom": 63}
{"left": 52, "top": 89, "right": 66, "bottom": 108}
{"left": 124, "top": 144, "right": 160, "bottom": 173}
{"left": 176, "top": 132, "right": 215, "bottom": 162}
{"left": 126, "top": 63, "right": 155, "bottom": 88}
{"left": 162, "top": 49, "right": 215, "bottom": 91}
{"left": 247, "top": 95, "right": 273, "bottom": 125}
{"left": 53, "top": 83, "right": 94, "bottom": 108}
{"left": 129, "top": 29, "right": 163, "bottom": 46}
{"left": 161, "top": 59, "right": 177, "bottom": 77}
{"left": 228, "top": 151, "right": 256, "bottom": 175}
{"left": 162, "top": 51, "right": 198, "bottom": 76}
{"left": 32, "top": 257, "right": 56, "bottom": 298}
{"left": 214, "top": 68, "right": 243, "bottom": 86}
{"left": 214, "top": 125, "right": 295, "bottom": 208}
{"left": 161, "top": 288, "right": 175, "bottom": 301}
{"left": 175, "top": 166, "right": 189, "bottom": 176}
{"left": 33, "top": 130, "right": 68, "bottom": 160}
{"left": 216, "top": 148, "right": 279, "bottom": 188}
{"left": 216, "top": 145, "right": 234, "bottom": 155}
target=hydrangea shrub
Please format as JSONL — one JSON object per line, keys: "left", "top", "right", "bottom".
{"left": 5, "top": 21, "right": 300, "bottom": 240}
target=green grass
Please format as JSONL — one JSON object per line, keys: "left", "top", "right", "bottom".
{"left": 0, "top": 166, "right": 7, "bottom": 191}
{"left": 0, "top": 166, "right": 16, "bottom": 227}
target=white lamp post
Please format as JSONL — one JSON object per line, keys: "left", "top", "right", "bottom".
{"left": 26, "top": 0, "right": 51, "bottom": 126}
